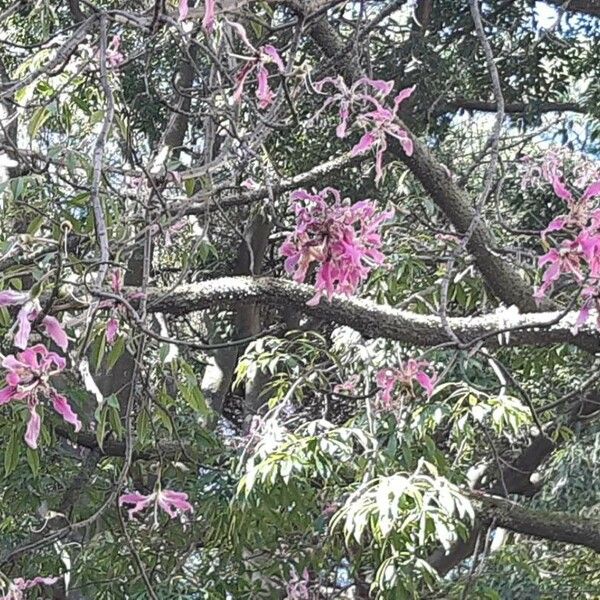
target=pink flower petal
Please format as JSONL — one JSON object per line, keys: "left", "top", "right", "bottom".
{"left": 583, "top": 179, "right": 600, "bottom": 200}
{"left": 119, "top": 491, "right": 155, "bottom": 519}
{"left": 261, "top": 44, "right": 285, "bottom": 72}
{"left": 157, "top": 489, "right": 193, "bottom": 518}
{"left": 14, "top": 305, "right": 34, "bottom": 349}
{"left": 106, "top": 317, "right": 119, "bottom": 344}
{"left": 6, "top": 372, "right": 20, "bottom": 386}
{"left": 110, "top": 269, "right": 124, "bottom": 293}
{"left": 335, "top": 101, "right": 350, "bottom": 138}
{"left": 552, "top": 177, "right": 572, "bottom": 201}
{"left": 0, "top": 386, "right": 16, "bottom": 405}
{"left": 232, "top": 62, "right": 254, "bottom": 104}
{"left": 19, "top": 576, "right": 59, "bottom": 590}
{"left": 542, "top": 216, "right": 567, "bottom": 238}
{"left": 306, "top": 291, "right": 322, "bottom": 306}
{"left": 256, "top": 64, "right": 274, "bottom": 109}
{"left": 227, "top": 20, "right": 255, "bottom": 52}
{"left": 394, "top": 85, "right": 416, "bottom": 107}
{"left": 415, "top": 370, "right": 436, "bottom": 397}
{"left": 202, "top": 0, "right": 216, "bottom": 33}
{"left": 351, "top": 131, "right": 377, "bottom": 156}
{"left": 51, "top": 392, "right": 82, "bottom": 432}
{"left": 399, "top": 132, "right": 413, "bottom": 156}
{"left": 25, "top": 403, "right": 41, "bottom": 449}
{"left": 356, "top": 77, "right": 394, "bottom": 96}
{"left": 374, "top": 143, "right": 386, "bottom": 182}
{"left": 178, "top": 0, "right": 189, "bottom": 20}
{"left": 0, "top": 290, "right": 28, "bottom": 307}
{"left": 572, "top": 303, "right": 591, "bottom": 334}
{"left": 42, "top": 316, "right": 68, "bottom": 351}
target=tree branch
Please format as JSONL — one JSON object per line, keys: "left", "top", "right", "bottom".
{"left": 472, "top": 490, "right": 600, "bottom": 553}
{"left": 438, "top": 99, "right": 584, "bottom": 115}
{"left": 547, "top": 0, "right": 600, "bottom": 17}
{"left": 127, "top": 276, "right": 600, "bottom": 351}
{"left": 54, "top": 426, "right": 196, "bottom": 461}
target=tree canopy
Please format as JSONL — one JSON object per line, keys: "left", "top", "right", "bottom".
{"left": 1, "top": 0, "right": 600, "bottom": 598}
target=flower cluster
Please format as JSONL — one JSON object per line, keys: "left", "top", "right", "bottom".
{"left": 376, "top": 359, "right": 437, "bottom": 410}
{"left": 177, "top": 6, "right": 284, "bottom": 108}
{"left": 0, "top": 345, "right": 81, "bottom": 449}
{"left": 119, "top": 489, "right": 193, "bottom": 520}
{"left": 280, "top": 187, "right": 393, "bottom": 305}
{"left": 0, "top": 576, "right": 58, "bottom": 600}
{"left": 0, "top": 291, "right": 68, "bottom": 351}
{"left": 533, "top": 168, "right": 600, "bottom": 331}
{"left": 106, "top": 34, "right": 124, "bottom": 68}
{"left": 99, "top": 268, "right": 145, "bottom": 344}
{"left": 228, "top": 21, "right": 285, "bottom": 109}
{"left": 314, "top": 76, "right": 415, "bottom": 181}
{"left": 521, "top": 148, "right": 600, "bottom": 194}
{"left": 105, "top": 268, "right": 124, "bottom": 344}
{"left": 285, "top": 568, "right": 310, "bottom": 600}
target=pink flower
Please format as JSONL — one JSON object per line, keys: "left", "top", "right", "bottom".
{"left": 0, "top": 292, "right": 69, "bottom": 351}
{"left": 375, "top": 368, "right": 399, "bottom": 408}
{"left": 313, "top": 77, "right": 414, "bottom": 181}
{"left": 241, "top": 177, "right": 258, "bottom": 189}
{"left": 0, "top": 345, "right": 81, "bottom": 449}
{"left": 106, "top": 35, "right": 124, "bottom": 68}
{"left": 119, "top": 489, "right": 193, "bottom": 520}
{"left": 110, "top": 268, "right": 124, "bottom": 294}
{"left": 535, "top": 174, "right": 600, "bottom": 309}
{"left": 313, "top": 76, "right": 395, "bottom": 139}
{"left": 103, "top": 268, "right": 126, "bottom": 343}
{"left": 106, "top": 317, "right": 119, "bottom": 344}
{"left": 534, "top": 241, "right": 584, "bottom": 302}
{"left": 333, "top": 374, "right": 360, "bottom": 395}
{"left": 0, "top": 576, "right": 59, "bottom": 600}
{"left": 286, "top": 568, "right": 310, "bottom": 600}
{"left": 228, "top": 21, "right": 285, "bottom": 109}
{"left": 280, "top": 187, "right": 393, "bottom": 305}
{"left": 530, "top": 151, "right": 600, "bottom": 330}
{"left": 14, "top": 302, "right": 69, "bottom": 351}
{"left": 350, "top": 87, "right": 415, "bottom": 181}
{"left": 376, "top": 359, "right": 437, "bottom": 409}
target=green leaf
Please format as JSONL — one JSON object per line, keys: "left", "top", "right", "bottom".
{"left": 4, "top": 429, "right": 21, "bottom": 477}
{"left": 90, "top": 331, "right": 106, "bottom": 373}
{"left": 106, "top": 334, "right": 126, "bottom": 370}
{"left": 106, "top": 393, "right": 120, "bottom": 410}
{"left": 96, "top": 406, "right": 107, "bottom": 451}
{"left": 90, "top": 109, "right": 105, "bottom": 124}
{"left": 137, "top": 408, "right": 150, "bottom": 444}
{"left": 184, "top": 177, "right": 195, "bottom": 197}
{"left": 27, "top": 214, "right": 44, "bottom": 235}
{"left": 28, "top": 106, "right": 51, "bottom": 138}
{"left": 26, "top": 446, "right": 40, "bottom": 477}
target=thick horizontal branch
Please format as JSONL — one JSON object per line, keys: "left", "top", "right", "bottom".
{"left": 473, "top": 491, "right": 600, "bottom": 553}
{"left": 140, "top": 276, "right": 600, "bottom": 351}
